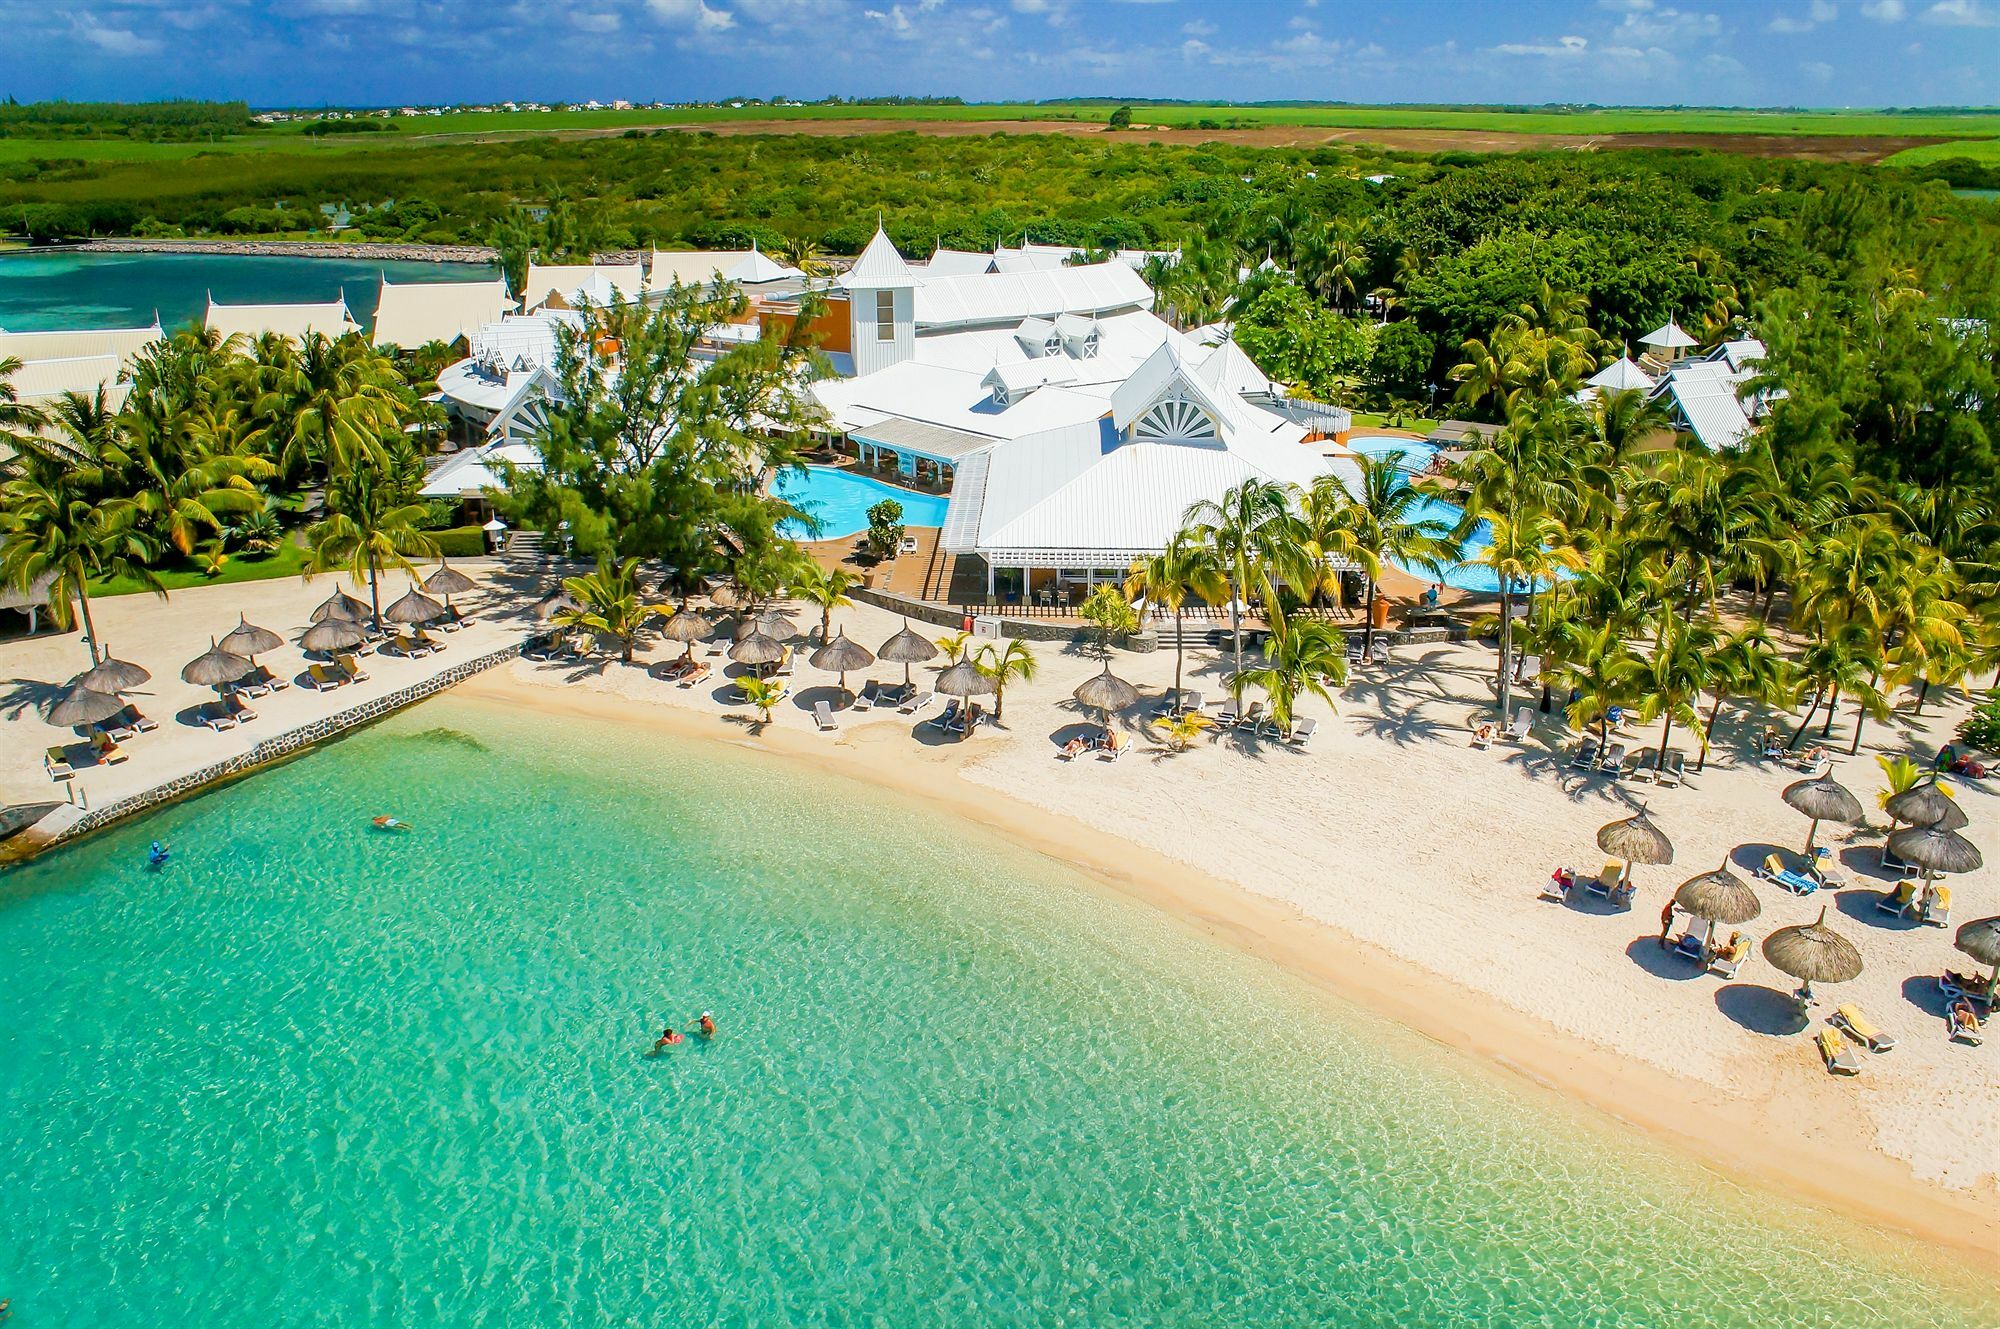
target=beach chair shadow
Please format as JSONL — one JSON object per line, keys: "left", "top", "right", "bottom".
{"left": 1835, "top": 844, "right": 1897, "bottom": 883}
{"left": 1832, "top": 885, "right": 1921, "bottom": 932}
{"left": 1625, "top": 937, "right": 1704, "bottom": 981}
{"left": 1715, "top": 984, "right": 1810, "bottom": 1036}
{"left": 1898, "top": 974, "right": 1953, "bottom": 1019}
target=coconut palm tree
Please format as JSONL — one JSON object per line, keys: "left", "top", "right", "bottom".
{"left": 738, "top": 675, "right": 785, "bottom": 725}
{"left": 1583, "top": 385, "right": 1673, "bottom": 466}
{"left": 0, "top": 454, "right": 161, "bottom": 666}
{"left": 791, "top": 562, "right": 859, "bottom": 643}
{"left": 1182, "top": 477, "right": 1305, "bottom": 696}
{"left": 0, "top": 355, "right": 50, "bottom": 457}
{"left": 1789, "top": 622, "right": 1883, "bottom": 751}
{"left": 306, "top": 461, "right": 440, "bottom": 630}
{"left": 936, "top": 629, "right": 972, "bottom": 664}
{"left": 1697, "top": 625, "right": 1793, "bottom": 771}
{"left": 250, "top": 332, "right": 406, "bottom": 481}
{"left": 1634, "top": 620, "right": 1715, "bottom": 774}
{"left": 1232, "top": 617, "right": 1348, "bottom": 736}
{"left": 777, "top": 234, "right": 832, "bottom": 277}
{"left": 1556, "top": 621, "right": 1639, "bottom": 751}
{"left": 1319, "top": 457, "right": 1458, "bottom": 662}
{"left": 1125, "top": 532, "right": 1227, "bottom": 701}
{"left": 975, "top": 638, "right": 1037, "bottom": 725}
{"left": 556, "top": 557, "right": 672, "bottom": 663}
{"left": 1150, "top": 710, "right": 1216, "bottom": 753}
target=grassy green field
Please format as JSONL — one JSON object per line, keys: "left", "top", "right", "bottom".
{"left": 89, "top": 542, "right": 313, "bottom": 597}
{"left": 1881, "top": 138, "right": 2000, "bottom": 166}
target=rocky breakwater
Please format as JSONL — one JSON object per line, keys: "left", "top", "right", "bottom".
{"left": 58, "top": 239, "right": 498, "bottom": 263}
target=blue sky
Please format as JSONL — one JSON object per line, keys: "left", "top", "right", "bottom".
{"left": 2, "top": 0, "right": 1996, "bottom": 109}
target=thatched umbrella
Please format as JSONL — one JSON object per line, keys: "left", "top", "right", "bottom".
{"left": 384, "top": 588, "right": 446, "bottom": 626}
{"left": 708, "top": 584, "right": 741, "bottom": 610}
{"left": 660, "top": 610, "right": 712, "bottom": 662}
{"left": 1884, "top": 779, "right": 1957, "bottom": 830}
{"left": 1597, "top": 806, "right": 1674, "bottom": 891}
{"left": 734, "top": 610, "right": 794, "bottom": 642}
{"left": 1073, "top": 662, "right": 1139, "bottom": 728}
{"left": 1761, "top": 906, "right": 1863, "bottom": 1004}
{"left": 1782, "top": 775, "right": 1862, "bottom": 855}
{"left": 310, "top": 590, "right": 369, "bottom": 623}
{"left": 1673, "top": 857, "right": 1762, "bottom": 946}
{"left": 728, "top": 630, "right": 785, "bottom": 671}
{"left": 1930, "top": 800, "right": 1971, "bottom": 834}
{"left": 878, "top": 620, "right": 938, "bottom": 691}
{"left": 422, "top": 561, "right": 476, "bottom": 604}
{"left": 218, "top": 614, "right": 283, "bottom": 661}
{"left": 1955, "top": 916, "right": 2000, "bottom": 994}
{"left": 810, "top": 631, "right": 875, "bottom": 698}
{"left": 73, "top": 652, "right": 151, "bottom": 693}
{"left": 299, "top": 616, "right": 366, "bottom": 656}
{"left": 936, "top": 655, "right": 994, "bottom": 740}
{"left": 181, "top": 638, "right": 252, "bottom": 692}
{"left": 533, "top": 588, "right": 578, "bottom": 621}
{"left": 1886, "top": 824, "right": 1984, "bottom": 882}
{"left": 48, "top": 681, "right": 127, "bottom": 728}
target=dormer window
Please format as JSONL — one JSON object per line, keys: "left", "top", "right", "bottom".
{"left": 991, "top": 383, "right": 1011, "bottom": 408}
{"left": 1043, "top": 333, "right": 1063, "bottom": 358}
{"left": 1080, "top": 331, "right": 1100, "bottom": 359}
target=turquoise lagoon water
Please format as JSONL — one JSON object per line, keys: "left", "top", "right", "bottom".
{"left": 1, "top": 697, "right": 1991, "bottom": 1327}
{"left": 0, "top": 251, "right": 499, "bottom": 334}
{"left": 775, "top": 464, "right": 950, "bottom": 541}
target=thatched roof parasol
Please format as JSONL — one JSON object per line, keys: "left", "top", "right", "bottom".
{"left": 660, "top": 610, "right": 712, "bottom": 658}
{"left": 1761, "top": 906, "right": 1863, "bottom": 991}
{"left": 310, "top": 590, "right": 369, "bottom": 623}
{"left": 734, "top": 611, "right": 794, "bottom": 642}
{"left": 181, "top": 638, "right": 252, "bottom": 689}
{"left": 1073, "top": 663, "right": 1139, "bottom": 721}
{"left": 299, "top": 616, "right": 366, "bottom": 655}
{"left": 728, "top": 631, "right": 785, "bottom": 667}
{"left": 1886, "top": 824, "right": 1984, "bottom": 876}
{"left": 936, "top": 657, "right": 994, "bottom": 698}
{"left": 384, "top": 588, "right": 446, "bottom": 625}
{"left": 708, "top": 584, "right": 741, "bottom": 610}
{"left": 48, "top": 682, "right": 127, "bottom": 728}
{"left": 73, "top": 653, "right": 151, "bottom": 693}
{"left": 1782, "top": 775, "right": 1862, "bottom": 854}
{"left": 1955, "top": 916, "right": 2000, "bottom": 974}
{"left": 1884, "top": 780, "right": 1956, "bottom": 829}
{"left": 219, "top": 614, "right": 283, "bottom": 659}
{"left": 1673, "top": 858, "right": 1761, "bottom": 927}
{"left": 1929, "top": 800, "right": 1970, "bottom": 834}
{"left": 1597, "top": 807, "right": 1674, "bottom": 867}
{"left": 878, "top": 621, "right": 938, "bottom": 689}
{"left": 533, "top": 589, "right": 579, "bottom": 621}
{"left": 422, "top": 562, "right": 477, "bottom": 597}
{"left": 810, "top": 632, "right": 874, "bottom": 694}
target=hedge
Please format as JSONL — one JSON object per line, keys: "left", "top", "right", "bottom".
{"left": 432, "top": 526, "right": 488, "bottom": 558}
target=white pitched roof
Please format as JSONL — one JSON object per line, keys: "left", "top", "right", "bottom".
{"left": 647, "top": 249, "right": 749, "bottom": 287}
{"left": 370, "top": 276, "right": 514, "bottom": 349}
{"left": 984, "top": 357, "right": 1080, "bottom": 396}
{"left": 1193, "top": 338, "right": 1272, "bottom": 398}
{"left": 205, "top": 298, "right": 358, "bottom": 343}
{"left": 838, "top": 226, "right": 919, "bottom": 290}
{"left": 913, "top": 262, "right": 1153, "bottom": 330}
{"left": 419, "top": 436, "right": 545, "bottom": 498}
{"left": 723, "top": 246, "right": 803, "bottom": 285}
{"left": 1715, "top": 338, "right": 1765, "bottom": 372}
{"left": 1586, "top": 357, "right": 1655, "bottom": 392}
{"left": 520, "top": 262, "right": 644, "bottom": 310}
{"left": 1640, "top": 319, "right": 1697, "bottom": 350}
{"left": 0, "top": 321, "right": 161, "bottom": 366}
{"left": 918, "top": 248, "right": 996, "bottom": 278}
{"left": 7, "top": 353, "right": 129, "bottom": 409}
{"left": 1656, "top": 363, "right": 1753, "bottom": 449}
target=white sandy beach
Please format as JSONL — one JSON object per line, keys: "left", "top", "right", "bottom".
{"left": 5, "top": 575, "right": 1996, "bottom": 1264}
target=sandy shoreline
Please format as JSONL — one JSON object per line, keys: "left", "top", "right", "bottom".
{"left": 453, "top": 659, "right": 2000, "bottom": 1273}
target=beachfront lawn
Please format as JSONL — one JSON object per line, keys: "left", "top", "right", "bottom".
{"left": 90, "top": 540, "right": 315, "bottom": 597}
{"left": 1349, "top": 410, "right": 1442, "bottom": 434}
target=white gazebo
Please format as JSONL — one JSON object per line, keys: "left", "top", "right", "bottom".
{"left": 1638, "top": 320, "right": 1697, "bottom": 366}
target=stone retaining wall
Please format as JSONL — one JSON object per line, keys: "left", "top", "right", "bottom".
{"left": 851, "top": 587, "right": 1091, "bottom": 644}
{"left": 46, "top": 642, "right": 522, "bottom": 847}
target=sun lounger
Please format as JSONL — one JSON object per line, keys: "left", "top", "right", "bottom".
{"left": 1568, "top": 738, "right": 1600, "bottom": 770}
{"left": 678, "top": 661, "right": 712, "bottom": 687}
{"left": 335, "top": 653, "right": 371, "bottom": 683}
{"left": 1235, "top": 701, "right": 1264, "bottom": 731}
{"left": 897, "top": 690, "right": 934, "bottom": 716}
{"left": 1708, "top": 934, "right": 1751, "bottom": 980}
{"left": 1630, "top": 750, "right": 1658, "bottom": 784}
{"left": 1878, "top": 879, "right": 1920, "bottom": 916}
{"left": 1756, "top": 853, "right": 1821, "bottom": 896}
{"left": 1177, "top": 691, "right": 1203, "bottom": 717}
{"left": 223, "top": 692, "right": 258, "bottom": 723}
{"left": 1217, "top": 699, "right": 1240, "bottom": 727}
{"left": 813, "top": 700, "right": 839, "bottom": 732}
{"left": 236, "top": 671, "right": 271, "bottom": 699}
{"left": 89, "top": 731, "right": 127, "bottom": 763}
{"left": 1597, "top": 743, "right": 1629, "bottom": 778}
{"left": 1655, "top": 751, "right": 1685, "bottom": 788}
{"left": 1503, "top": 706, "right": 1532, "bottom": 742}
{"left": 1940, "top": 971, "right": 1996, "bottom": 1008}
{"left": 305, "top": 663, "right": 348, "bottom": 691}
{"left": 1922, "top": 884, "right": 1951, "bottom": 926}
{"left": 1817, "top": 1028, "right": 1864, "bottom": 1076}
{"left": 96, "top": 713, "right": 137, "bottom": 743}
{"left": 45, "top": 746, "right": 75, "bottom": 781}
{"left": 1833, "top": 1004, "right": 1896, "bottom": 1052}
{"left": 394, "top": 632, "right": 436, "bottom": 659}
{"left": 928, "top": 700, "right": 962, "bottom": 731}
{"left": 197, "top": 702, "right": 238, "bottom": 733}
{"left": 1098, "top": 730, "right": 1129, "bottom": 761}
{"left": 1540, "top": 869, "right": 1572, "bottom": 903}
{"left": 414, "top": 627, "right": 445, "bottom": 652}
{"left": 1288, "top": 717, "right": 1316, "bottom": 747}
{"left": 1673, "top": 929, "right": 1708, "bottom": 963}
{"left": 1585, "top": 860, "right": 1624, "bottom": 900}
{"left": 774, "top": 646, "right": 794, "bottom": 678}
{"left": 1948, "top": 1003, "right": 1984, "bottom": 1044}
{"left": 1057, "top": 734, "right": 1093, "bottom": 761}
{"left": 1513, "top": 654, "right": 1541, "bottom": 684}
{"left": 852, "top": 681, "right": 881, "bottom": 711}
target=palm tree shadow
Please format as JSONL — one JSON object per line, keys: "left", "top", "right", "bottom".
{"left": 0, "top": 675, "right": 67, "bottom": 723}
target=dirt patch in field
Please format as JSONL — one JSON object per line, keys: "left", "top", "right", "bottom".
{"left": 429, "top": 117, "right": 1952, "bottom": 163}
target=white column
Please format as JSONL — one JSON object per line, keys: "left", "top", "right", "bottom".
{"left": 986, "top": 560, "right": 995, "bottom": 598}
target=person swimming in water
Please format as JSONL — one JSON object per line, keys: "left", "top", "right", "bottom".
{"left": 653, "top": 1026, "right": 683, "bottom": 1053}
{"left": 697, "top": 1012, "right": 716, "bottom": 1039}
{"left": 147, "top": 841, "right": 170, "bottom": 867}
{"left": 372, "top": 816, "right": 412, "bottom": 832}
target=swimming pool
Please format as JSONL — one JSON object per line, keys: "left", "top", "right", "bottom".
{"left": 1342, "top": 434, "right": 1562, "bottom": 595}
{"left": 775, "top": 465, "right": 950, "bottom": 541}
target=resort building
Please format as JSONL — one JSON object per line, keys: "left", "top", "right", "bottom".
{"left": 0, "top": 322, "right": 163, "bottom": 456}
{"left": 518, "top": 261, "right": 646, "bottom": 313}
{"left": 1648, "top": 338, "right": 1770, "bottom": 451}
{"left": 204, "top": 297, "right": 359, "bottom": 343}
{"left": 370, "top": 276, "right": 516, "bottom": 351}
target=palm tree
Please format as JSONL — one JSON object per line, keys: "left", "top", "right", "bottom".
{"left": 0, "top": 355, "right": 50, "bottom": 456}
{"left": 556, "top": 557, "right": 672, "bottom": 663}
{"left": 1150, "top": 710, "right": 1216, "bottom": 753}
{"left": 1232, "top": 617, "right": 1348, "bottom": 736}
{"left": 738, "top": 675, "right": 785, "bottom": 725}
{"left": 250, "top": 332, "right": 406, "bottom": 481}
{"left": 1182, "top": 477, "right": 1304, "bottom": 696}
{"left": 1583, "top": 385, "right": 1672, "bottom": 466}
{"left": 791, "top": 562, "right": 859, "bottom": 643}
{"left": 0, "top": 456, "right": 160, "bottom": 666}
{"left": 936, "top": 629, "right": 972, "bottom": 664}
{"left": 1125, "top": 533, "right": 1227, "bottom": 701}
{"left": 1634, "top": 620, "right": 1714, "bottom": 774}
{"left": 306, "top": 462, "right": 439, "bottom": 630}
{"left": 1557, "top": 622, "right": 1638, "bottom": 751}
{"left": 777, "top": 234, "right": 831, "bottom": 276}
{"left": 1466, "top": 508, "right": 1568, "bottom": 720}
{"left": 975, "top": 639, "right": 1038, "bottom": 725}
{"left": 1320, "top": 457, "right": 1458, "bottom": 661}
{"left": 1789, "top": 622, "right": 1882, "bottom": 751}
{"left": 1697, "top": 625, "right": 1793, "bottom": 771}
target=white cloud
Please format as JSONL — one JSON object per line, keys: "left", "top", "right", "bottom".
{"left": 1612, "top": 6, "right": 1722, "bottom": 44}
{"left": 72, "top": 14, "right": 163, "bottom": 55}
{"left": 1183, "top": 18, "right": 1216, "bottom": 35}
{"left": 1862, "top": 0, "right": 1907, "bottom": 16}
{"left": 1181, "top": 36, "right": 1210, "bottom": 59}
{"left": 1769, "top": 0, "right": 1837, "bottom": 32}
{"left": 646, "top": 0, "right": 735, "bottom": 30}
{"left": 1801, "top": 57, "right": 1835, "bottom": 79}
{"left": 1495, "top": 33, "right": 1592, "bottom": 57}
{"left": 1702, "top": 51, "right": 1749, "bottom": 75}
{"left": 1921, "top": 0, "right": 1996, "bottom": 22}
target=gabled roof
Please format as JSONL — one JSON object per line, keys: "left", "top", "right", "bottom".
{"left": 519, "top": 262, "right": 644, "bottom": 311}
{"left": 1640, "top": 319, "right": 1697, "bottom": 350}
{"left": 1193, "top": 338, "right": 1272, "bottom": 398}
{"left": 371, "top": 276, "right": 515, "bottom": 349}
{"left": 6, "top": 353, "right": 129, "bottom": 409}
{"left": 1586, "top": 356, "right": 1655, "bottom": 392}
{"left": 1013, "top": 316, "right": 1058, "bottom": 355}
{"left": 984, "top": 357, "right": 1080, "bottom": 396}
{"left": 205, "top": 297, "right": 358, "bottom": 343}
{"left": 1654, "top": 363, "right": 1753, "bottom": 449}
{"left": 646, "top": 249, "right": 749, "bottom": 288}
{"left": 724, "top": 245, "right": 804, "bottom": 285}
{"left": 919, "top": 248, "right": 997, "bottom": 278}
{"left": 0, "top": 321, "right": 161, "bottom": 366}
{"left": 837, "top": 226, "right": 920, "bottom": 290}
{"left": 913, "top": 262, "right": 1153, "bottom": 330}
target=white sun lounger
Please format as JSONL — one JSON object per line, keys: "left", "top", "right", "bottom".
{"left": 1288, "top": 717, "right": 1316, "bottom": 747}
{"left": 898, "top": 690, "right": 934, "bottom": 716}
{"left": 1503, "top": 706, "right": 1532, "bottom": 742}
{"left": 813, "top": 700, "right": 839, "bottom": 732}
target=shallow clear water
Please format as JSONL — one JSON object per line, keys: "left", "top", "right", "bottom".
{"left": 0, "top": 251, "right": 499, "bottom": 334}
{"left": 1, "top": 698, "right": 1991, "bottom": 1327}
{"left": 775, "top": 464, "right": 950, "bottom": 540}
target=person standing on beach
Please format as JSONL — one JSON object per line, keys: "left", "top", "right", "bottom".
{"left": 1658, "top": 901, "right": 1676, "bottom": 948}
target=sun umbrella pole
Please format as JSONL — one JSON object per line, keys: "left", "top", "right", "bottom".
{"left": 1803, "top": 817, "right": 1818, "bottom": 856}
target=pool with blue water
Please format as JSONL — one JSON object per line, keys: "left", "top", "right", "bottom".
{"left": 775, "top": 465, "right": 950, "bottom": 541}
{"left": 1344, "top": 434, "right": 1563, "bottom": 595}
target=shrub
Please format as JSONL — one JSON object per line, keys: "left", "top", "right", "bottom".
{"left": 864, "top": 499, "right": 905, "bottom": 561}
{"left": 1960, "top": 690, "right": 2000, "bottom": 752}
{"left": 432, "top": 525, "right": 488, "bottom": 559}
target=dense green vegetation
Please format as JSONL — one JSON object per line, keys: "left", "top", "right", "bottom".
{"left": 0, "top": 99, "right": 250, "bottom": 141}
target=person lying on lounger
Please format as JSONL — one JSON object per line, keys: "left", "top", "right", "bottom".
{"left": 1060, "top": 736, "right": 1090, "bottom": 759}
